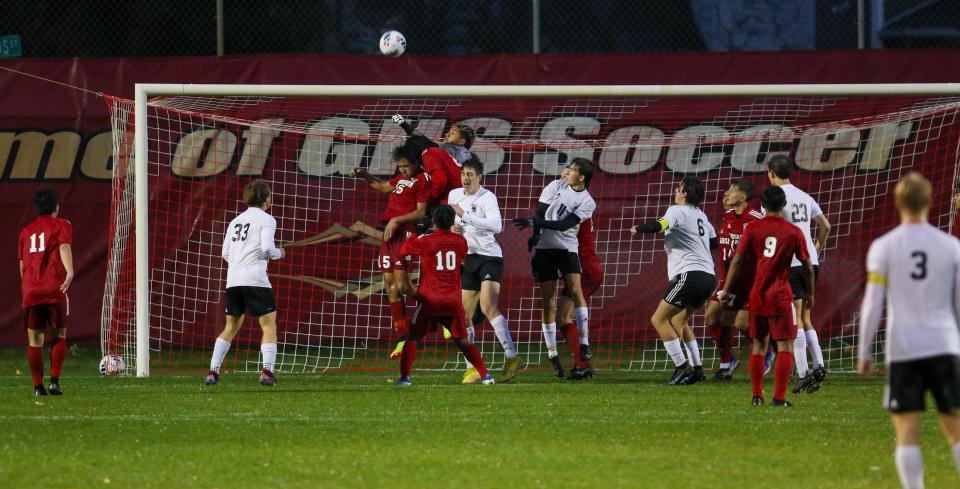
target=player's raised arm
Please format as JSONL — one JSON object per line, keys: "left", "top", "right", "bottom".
{"left": 353, "top": 167, "right": 394, "bottom": 193}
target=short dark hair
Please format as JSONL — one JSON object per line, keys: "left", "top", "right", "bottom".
{"left": 392, "top": 143, "right": 422, "bottom": 167}
{"left": 432, "top": 204, "right": 456, "bottom": 230}
{"left": 729, "top": 178, "right": 755, "bottom": 200}
{"left": 681, "top": 176, "right": 705, "bottom": 206}
{"left": 454, "top": 122, "right": 475, "bottom": 149}
{"left": 243, "top": 180, "right": 271, "bottom": 207}
{"left": 569, "top": 158, "right": 594, "bottom": 187}
{"left": 404, "top": 134, "right": 439, "bottom": 155}
{"left": 761, "top": 186, "right": 787, "bottom": 212}
{"left": 461, "top": 154, "right": 483, "bottom": 175}
{"left": 767, "top": 155, "right": 793, "bottom": 180}
{"left": 34, "top": 189, "right": 58, "bottom": 215}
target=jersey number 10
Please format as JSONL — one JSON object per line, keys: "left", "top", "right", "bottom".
{"left": 435, "top": 250, "right": 457, "bottom": 271}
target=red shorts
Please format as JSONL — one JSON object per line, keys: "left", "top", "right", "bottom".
{"left": 409, "top": 303, "right": 468, "bottom": 340}
{"left": 561, "top": 260, "right": 604, "bottom": 299}
{"left": 379, "top": 232, "right": 412, "bottom": 272}
{"left": 710, "top": 280, "right": 750, "bottom": 310}
{"left": 23, "top": 302, "right": 69, "bottom": 330}
{"left": 749, "top": 314, "right": 796, "bottom": 342}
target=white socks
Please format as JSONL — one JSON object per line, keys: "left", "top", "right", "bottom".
{"left": 542, "top": 323, "right": 558, "bottom": 358}
{"left": 895, "top": 445, "right": 924, "bottom": 489}
{"left": 261, "top": 343, "right": 277, "bottom": 372}
{"left": 664, "top": 338, "right": 687, "bottom": 367}
{"left": 794, "top": 329, "right": 809, "bottom": 378}
{"left": 210, "top": 338, "right": 231, "bottom": 373}
{"left": 804, "top": 328, "right": 824, "bottom": 369}
{"left": 685, "top": 340, "right": 702, "bottom": 367}
{"left": 491, "top": 315, "right": 517, "bottom": 359}
{"left": 953, "top": 442, "right": 960, "bottom": 476}
{"left": 574, "top": 307, "right": 590, "bottom": 346}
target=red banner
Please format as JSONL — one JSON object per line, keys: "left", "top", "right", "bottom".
{"left": 2, "top": 49, "right": 960, "bottom": 346}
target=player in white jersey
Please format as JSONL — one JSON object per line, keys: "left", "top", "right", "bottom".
{"left": 858, "top": 172, "right": 960, "bottom": 489}
{"left": 514, "top": 158, "right": 596, "bottom": 378}
{"left": 205, "top": 180, "right": 285, "bottom": 387}
{"left": 449, "top": 157, "right": 520, "bottom": 383}
{"left": 766, "top": 155, "right": 832, "bottom": 393}
{"left": 631, "top": 176, "right": 717, "bottom": 385}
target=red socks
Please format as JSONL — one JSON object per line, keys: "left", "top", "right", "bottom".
{"left": 709, "top": 324, "right": 734, "bottom": 363}
{"left": 562, "top": 323, "right": 589, "bottom": 368}
{"left": 773, "top": 351, "right": 794, "bottom": 402}
{"left": 50, "top": 337, "right": 66, "bottom": 378}
{"left": 390, "top": 301, "right": 407, "bottom": 334}
{"left": 749, "top": 354, "right": 765, "bottom": 398}
{"left": 458, "top": 343, "right": 488, "bottom": 378}
{"left": 27, "top": 346, "right": 44, "bottom": 387}
{"left": 399, "top": 340, "right": 417, "bottom": 377}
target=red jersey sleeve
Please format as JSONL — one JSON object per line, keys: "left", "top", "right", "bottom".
{"left": 734, "top": 225, "right": 755, "bottom": 259}
{"left": 58, "top": 219, "right": 73, "bottom": 247}
{"left": 421, "top": 153, "right": 447, "bottom": 201}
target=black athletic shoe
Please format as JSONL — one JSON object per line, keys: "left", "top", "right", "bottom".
{"left": 549, "top": 356, "right": 565, "bottom": 379}
{"left": 792, "top": 375, "right": 816, "bottom": 394}
{"left": 806, "top": 367, "right": 828, "bottom": 393}
{"left": 680, "top": 366, "right": 706, "bottom": 385}
{"left": 711, "top": 368, "right": 733, "bottom": 381}
{"left": 752, "top": 395, "right": 764, "bottom": 406}
{"left": 579, "top": 344, "right": 592, "bottom": 362}
{"left": 668, "top": 362, "right": 691, "bottom": 385}
{"left": 772, "top": 399, "right": 793, "bottom": 407}
{"left": 34, "top": 386, "right": 48, "bottom": 397}
{"left": 567, "top": 366, "right": 594, "bottom": 380}
{"left": 48, "top": 382, "right": 63, "bottom": 396}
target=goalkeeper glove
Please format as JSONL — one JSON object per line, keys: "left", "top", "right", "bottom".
{"left": 512, "top": 217, "right": 534, "bottom": 230}
{"left": 392, "top": 114, "right": 415, "bottom": 135}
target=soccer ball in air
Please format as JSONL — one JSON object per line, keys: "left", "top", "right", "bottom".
{"left": 380, "top": 30, "right": 406, "bottom": 57}
{"left": 99, "top": 354, "right": 126, "bottom": 376}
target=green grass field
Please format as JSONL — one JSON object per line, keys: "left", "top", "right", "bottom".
{"left": 1, "top": 347, "right": 958, "bottom": 489}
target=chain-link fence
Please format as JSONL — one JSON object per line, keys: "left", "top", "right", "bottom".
{"left": 1, "top": 0, "right": 957, "bottom": 58}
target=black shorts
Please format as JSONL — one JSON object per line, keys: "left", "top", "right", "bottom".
{"left": 531, "top": 249, "right": 581, "bottom": 282}
{"left": 461, "top": 254, "right": 504, "bottom": 291}
{"left": 788, "top": 265, "right": 820, "bottom": 300}
{"left": 663, "top": 271, "right": 717, "bottom": 309}
{"left": 886, "top": 355, "right": 960, "bottom": 414}
{"left": 225, "top": 286, "right": 277, "bottom": 317}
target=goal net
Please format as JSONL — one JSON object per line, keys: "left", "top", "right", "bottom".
{"left": 101, "top": 85, "right": 960, "bottom": 376}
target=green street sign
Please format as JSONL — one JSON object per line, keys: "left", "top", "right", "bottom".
{"left": 0, "top": 35, "right": 23, "bottom": 58}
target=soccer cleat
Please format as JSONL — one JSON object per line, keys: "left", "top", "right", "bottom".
{"left": 389, "top": 340, "right": 406, "bottom": 360}
{"left": 792, "top": 375, "right": 816, "bottom": 394}
{"left": 752, "top": 395, "right": 764, "bottom": 406}
{"left": 461, "top": 367, "right": 481, "bottom": 384}
{"left": 567, "top": 366, "right": 594, "bottom": 380}
{"left": 712, "top": 358, "right": 738, "bottom": 381}
{"left": 763, "top": 348, "right": 775, "bottom": 375}
{"left": 481, "top": 374, "right": 495, "bottom": 385}
{"left": 394, "top": 376, "right": 412, "bottom": 386}
{"left": 668, "top": 362, "right": 691, "bottom": 386}
{"left": 579, "top": 344, "right": 592, "bottom": 361}
{"left": 500, "top": 357, "right": 521, "bottom": 383}
{"left": 680, "top": 366, "right": 706, "bottom": 385}
{"left": 772, "top": 399, "right": 794, "bottom": 407}
{"left": 259, "top": 369, "right": 276, "bottom": 386}
{"left": 806, "top": 366, "right": 828, "bottom": 394}
{"left": 549, "top": 356, "right": 565, "bottom": 379}
{"left": 34, "top": 386, "right": 48, "bottom": 397}
{"left": 47, "top": 382, "right": 63, "bottom": 396}
{"left": 442, "top": 327, "right": 452, "bottom": 340}
{"left": 204, "top": 370, "right": 219, "bottom": 386}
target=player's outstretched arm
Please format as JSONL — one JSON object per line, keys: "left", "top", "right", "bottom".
{"left": 814, "top": 214, "right": 831, "bottom": 253}
{"left": 392, "top": 114, "right": 422, "bottom": 137}
{"left": 58, "top": 243, "right": 74, "bottom": 293}
{"left": 533, "top": 213, "right": 581, "bottom": 232}
{"left": 352, "top": 168, "right": 394, "bottom": 193}
{"left": 630, "top": 218, "right": 668, "bottom": 235}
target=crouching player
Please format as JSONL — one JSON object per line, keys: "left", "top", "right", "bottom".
{"left": 394, "top": 205, "right": 495, "bottom": 386}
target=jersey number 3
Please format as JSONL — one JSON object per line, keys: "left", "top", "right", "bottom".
{"left": 232, "top": 223, "right": 250, "bottom": 242}
{"left": 910, "top": 251, "right": 927, "bottom": 280}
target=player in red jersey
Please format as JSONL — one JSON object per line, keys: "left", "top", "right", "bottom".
{"left": 353, "top": 144, "right": 429, "bottom": 338}
{"left": 18, "top": 189, "right": 74, "bottom": 397}
{"left": 705, "top": 178, "right": 763, "bottom": 381}
{"left": 719, "top": 186, "right": 814, "bottom": 407}
{"left": 393, "top": 205, "right": 495, "bottom": 385}
{"left": 399, "top": 134, "right": 461, "bottom": 206}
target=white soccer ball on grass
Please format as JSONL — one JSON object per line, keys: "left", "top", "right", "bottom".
{"left": 99, "top": 354, "right": 126, "bottom": 376}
